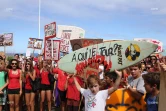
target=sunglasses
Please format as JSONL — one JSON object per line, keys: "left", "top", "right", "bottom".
{"left": 26, "top": 63, "right": 31, "bottom": 65}
{"left": 12, "top": 63, "right": 17, "bottom": 65}
{"left": 146, "top": 67, "right": 151, "bottom": 69}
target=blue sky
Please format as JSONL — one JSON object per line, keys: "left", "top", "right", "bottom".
{"left": 0, "top": 0, "right": 166, "bottom": 54}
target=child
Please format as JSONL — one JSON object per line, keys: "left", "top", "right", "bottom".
{"left": 142, "top": 72, "right": 160, "bottom": 111}
{"left": 142, "top": 63, "right": 166, "bottom": 111}
{"left": 74, "top": 70, "right": 122, "bottom": 111}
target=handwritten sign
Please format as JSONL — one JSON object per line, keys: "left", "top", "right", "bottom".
{"left": 57, "top": 25, "right": 85, "bottom": 40}
{"left": 53, "top": 40, "right": 60, "bottom": 61}
{"left": 44, "top": 22, "right": 56, "bottom": 40}
{"left": 44, "top": 39, "right": 60, "bottom": 60}
{"left": 134, "top": 38, "right": 163, "bottom": 53}
{"left": 44, "top": 40, "right": 52, "bottom": 60}
{"left": 60, "top": 30, "right": 71, "bottom": 53}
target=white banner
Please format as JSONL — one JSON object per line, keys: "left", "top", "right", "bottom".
{"left": 44, "top": 22, "right": 56, "bottom": 40}
{"left": 134, "top": 38, "right": 163, "bottom": 53}
{"left": 57, "top": 25, "right": 85, "bottom": 53}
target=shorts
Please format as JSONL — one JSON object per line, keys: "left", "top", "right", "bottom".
{"left": 67, "top": 99, "right": 79, "bottom": 106}
{"left": 58, "top": 89, "right": 66, "bottom": 102}
{"left": 8, "top": 88, "right": 20, "bottom": 94}
{"left": 0, "top": 90, "right": 7, "bottom": 105}
{"left": 25, "top": 89, "right": 36, "bottom": 93}
{"left": 40, "top": 84, "right": 51, "bottom": 91}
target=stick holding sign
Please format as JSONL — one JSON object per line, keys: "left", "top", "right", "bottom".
{"left": 159, "top": 63, "right": 166, "bottom": 111}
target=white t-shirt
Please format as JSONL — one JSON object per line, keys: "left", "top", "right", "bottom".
{"left": 80, "top": 88, "right": 108, "bottom": 111}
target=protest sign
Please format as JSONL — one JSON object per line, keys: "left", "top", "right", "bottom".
{"left": 57, "top": 25, "right": 85, "bottom": 53}
{"left": 0, "top": 33, "right": 13, "bottom": 46}
{"left": 52, "top": 40, "right": 60, "bottom": 61}
{"left": 44, "top": 22, "right": 56, "bottom": 40}
{"left": 27, "top": 38, "right": 43, "bottom": 49}
{"left": 44, "top": 39, "right": 60, "bottom": 61}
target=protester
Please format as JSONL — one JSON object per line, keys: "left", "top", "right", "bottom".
{"left": 7, "top": 59, "right": 22, "bottom": 111}
{"left": 14, "top": 54, "right": 20, "bottom": 61}
{"left": 40, "top": 60, "right": 52, "bottom": 111}
{"left": 104, "top": 71, "right": 118, "bottom": 89}
{"left": 24, "top": 60, "right": 36, "bottom": 111}
{"left": 143, "top": 63, "right": 166, "bottom": 111}
{"left": 74, "top": 70, "right": 122, "bottom": 111}
{"left": 123, "top": 63, "right": 145, "bottom": 100}
{"left": 0, "top": 60, "right": 8, "bottom": 111}
{"left": 53, "top": 67, "right": 68, "bottom": 111}
{"left": 64, "top": 74, "right": 84, "bottom": 111}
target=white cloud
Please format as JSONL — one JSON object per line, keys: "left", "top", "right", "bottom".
{"left": 0, "top": 0, "right": 166, "bottom": 21}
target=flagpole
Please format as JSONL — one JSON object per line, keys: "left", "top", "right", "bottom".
{"left": 38, "top": 0, "right": 41, "bottom": 54}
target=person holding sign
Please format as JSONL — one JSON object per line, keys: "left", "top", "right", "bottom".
{"left": 123, "top": 63, "right": 146, "bottom": 101}
{"left": 74, "top": 70, "right": 122, "bottom": 111}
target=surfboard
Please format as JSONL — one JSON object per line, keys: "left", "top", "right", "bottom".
{"left": 106, "top": 89, "right": 146, "bottom": 111}
{"left": 58, "top": 40, "right": 158, "bottom": 74}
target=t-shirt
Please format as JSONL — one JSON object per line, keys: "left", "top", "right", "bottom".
{"left": 53, "top": 68, "right": 67, "bottom": 91}
{"left": 145, "top": 93, "right": 159, "bottom": 111}
{"left": 128, "top": 75, "right": 145, "bottom": 94}
{"left": 0, "top": 71, "right": 6, "bottom": 88}
{"left": 146, "top": 96, "right": 158, "bottom": 111}
{"left": 66, "top": 77, "right": 83, "bottom": 101}
{"left": 80, "top": 88, "right": 108, "bottom": 111}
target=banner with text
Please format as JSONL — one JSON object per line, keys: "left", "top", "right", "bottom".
{"left": 57, "top": 25, "right": 85, "bottom": 53}
{"left": 44, "top": 39, "right": 60, "bottom": 61}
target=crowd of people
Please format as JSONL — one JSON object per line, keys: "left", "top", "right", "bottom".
{"left": 0, "top": 53, "right": 166, "bottom": 111}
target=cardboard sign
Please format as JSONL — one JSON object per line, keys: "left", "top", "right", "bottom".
{"left": 134, "top": 38, "right": 163, "bottom": 53}
{"left": 53, "top": 40, "right": 60, "bottom": 61}
{"left": 70, "top": 38, "right": 103, "bottom": 51}
{"left": 0, "top": 33, "right": 13, "bottom": 46}
{"left": 44, "top": 22, "right": 56, "bottom": 40}
{"left": 44, "top": 40, "right": 52, "bottom": 60}
{"left": 27, "top": 38, "right": 43, "bottom": 49}
{"left": 58, "top": 40, "right": 158, "bottom": 74}
{"left": 60, "top": 30, "right": 71, "bottom": 53}
{"left": 57, "top": 25, "right": 85, "bottom": 53}
{"left": 44, "top": 39, "right": 60, "bottom": 61}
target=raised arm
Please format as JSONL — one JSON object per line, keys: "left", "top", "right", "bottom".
{"left": 74, "top": 77, "right": 82, "bottom": 91}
